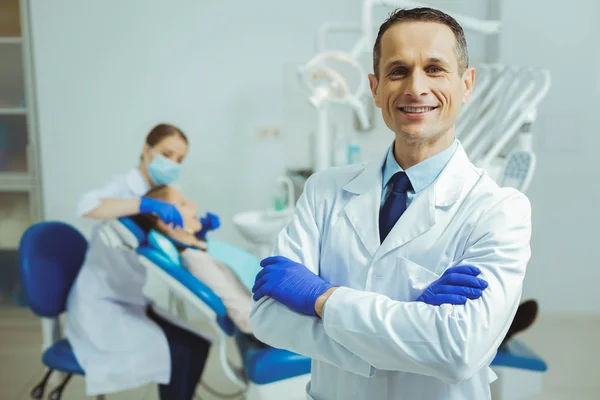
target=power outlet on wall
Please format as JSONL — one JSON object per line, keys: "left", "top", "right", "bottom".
{"left": 257, "top": 125, "right": 282, "bottom": 139}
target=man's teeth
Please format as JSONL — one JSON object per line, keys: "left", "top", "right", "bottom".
{"left": 400, "top": 107, "right": 436, "bottom": 113}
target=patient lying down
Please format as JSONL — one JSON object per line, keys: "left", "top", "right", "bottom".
{"left": 131, "top": 185, "right": 253, "bottom": 335}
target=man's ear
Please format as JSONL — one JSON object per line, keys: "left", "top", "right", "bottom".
{"left": 368, "top": 73, "right": 382, "bottom": 108}
{"left": 461, "top": 67, "right": 475, "bottom": 104}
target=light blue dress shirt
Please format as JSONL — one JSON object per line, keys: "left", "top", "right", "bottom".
{"left": 381, "top": 139, "right": 459, "bottom": 208}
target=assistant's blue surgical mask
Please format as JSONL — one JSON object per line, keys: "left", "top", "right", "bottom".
{"left": 148, "top": 153, "right": 181, "bottom": 185}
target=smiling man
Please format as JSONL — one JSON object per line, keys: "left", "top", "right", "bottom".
{"left": 250, "top": 7, "right": 532, "bottom": 400}
{"left": 371, "top": 10, "right": 472, "bottom": 167}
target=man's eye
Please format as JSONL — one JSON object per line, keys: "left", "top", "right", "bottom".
{"left": 390, "top": 68, "right": 408, "bottom": 76}
{"left": 427, "top": 66, "right": 444, "bottom": 73}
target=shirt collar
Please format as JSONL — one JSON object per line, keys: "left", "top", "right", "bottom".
{"left": 382, "top": 138, "right": 459, "bottom": 193}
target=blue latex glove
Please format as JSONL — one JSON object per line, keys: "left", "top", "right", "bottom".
{"left": 417, "top": 265, "right": 488, "bottom": 306}
{"left": 139, "top": 197, "right": 183, "bottom": 229}
{"left": 252, "top": 256, "right": 334, "bottom": 317}
{"left": 196, "top": 212, "right": 221, "bottom": 240}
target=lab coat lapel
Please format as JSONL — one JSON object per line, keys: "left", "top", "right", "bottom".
{"left": 374, "top": 144, "right": 470, "bottom": 261}
{"left": 342, "top": 157, "right": 385, "bottom": 257}
{"left": 375, "top": 184, "right": 436, "bottom": 260}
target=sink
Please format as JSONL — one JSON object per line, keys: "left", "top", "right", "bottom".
{"left": 232, "top": 209, "right": 294, "bottom": 257}
{"left": 233, "top": 176, "right": 296, "bottom": 258}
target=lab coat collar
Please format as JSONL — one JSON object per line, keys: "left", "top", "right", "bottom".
{"left": 341, "top": 142, "right": 471, "bottom": 257}
{"left": 343, "top": 142, "right": 469, "bottom": 207}
{"left": 342, "top": 153, "right": 387, "bottom": 195}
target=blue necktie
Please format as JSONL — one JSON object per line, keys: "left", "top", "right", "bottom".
{"left": 379, "top": 171, "right": 412, "bottom": 243}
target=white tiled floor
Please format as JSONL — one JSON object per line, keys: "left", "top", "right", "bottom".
{"left": 1, "top": 305, "right": 599, "bottom": 399}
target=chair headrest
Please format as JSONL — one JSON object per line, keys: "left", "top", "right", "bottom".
{"left": 105, "top": 217, "right": 190, "bottom": 266}
{"left": 113, "top": 217, "right": 197, "bottom": 253}
{"left": 147, "top": 230, "right": 181, "bottom": 266}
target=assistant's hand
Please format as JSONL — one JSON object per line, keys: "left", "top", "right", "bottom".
{"left": 196, "top": 212, "right": 221, "bottom": 240}
{"left": 417, "top": 265, "right": 488, "bottom": 306}
{"left": 252, "top": 256, "right": 334, "bottom": 317}
{"left": 139, "top": 197, "right": 183, "bottom": 229}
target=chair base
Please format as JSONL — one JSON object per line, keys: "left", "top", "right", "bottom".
{"left": 245, "top": 374, "right": 310, "bottom": 400}
{"left": 46, "top": 373, "right": 72, "bottom": 400}
{"left": 30, "top": 369, "right": 53, "bottom": 399}
{"left": 490, "top": 367, "right": 544, "bottom": 400}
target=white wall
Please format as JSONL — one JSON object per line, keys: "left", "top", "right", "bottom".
{"left": 30, "top": 0, "right": 360, "bottom": 244}
{"left": 30, "top": 0, "right": 489, "bottom": 242}
{"left": 499, "top": 0, "right": 600, "bottom": 315}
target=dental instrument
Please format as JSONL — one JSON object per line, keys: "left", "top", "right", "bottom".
{"left": 456, "top": 64, "right": 494, "bottom": 134}
{"left": 469, "top": 67, "right": 536, "bottom": 161}
{"left": 461, "top": 66, "right": 551, "bottom": 184}
{"left": 498, "top": 150, "right": 537, "bottom": 194}
{"left": 477, "top": 69, "right": 551, "bottom": 170}
{"left": 459, "top": 65, "right": 518, "bottom": 153}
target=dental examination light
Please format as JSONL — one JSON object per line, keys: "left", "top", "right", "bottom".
{"left": 298, "top": 51, "right": 370, "bottom": 172}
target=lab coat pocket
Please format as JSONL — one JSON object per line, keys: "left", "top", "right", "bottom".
{"left": 391, "top": 257, "right": 440, "bottom": 301}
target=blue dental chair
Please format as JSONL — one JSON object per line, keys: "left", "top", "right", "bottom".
{"left": 101, "top": 217, "right": 312, "bottom": 399}
{"left": 18, "top": 221, "right": 106, "bottom": 400}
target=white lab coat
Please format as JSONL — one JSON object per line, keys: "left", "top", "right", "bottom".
{"left": 250, "top": 144, "right": 531, "bottom": 400}
{"left": 66, "top": 169, "right": 171, "bottom": 396}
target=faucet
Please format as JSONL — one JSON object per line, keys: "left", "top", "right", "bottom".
{"left": 277, "top": 176, "right": 295, "bottom": 210}
{"left": 271, "top": 176, "right": 295, "bottom": 215}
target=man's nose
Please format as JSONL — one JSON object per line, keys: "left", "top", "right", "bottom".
{"left": 404, "top": 71, "right": 429, "bottom": 98}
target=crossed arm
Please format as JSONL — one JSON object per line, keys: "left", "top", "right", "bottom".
{"left": 250, "top": 176, "right": 531, "bottom": 383}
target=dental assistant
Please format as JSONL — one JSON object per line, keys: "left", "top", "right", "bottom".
{"left": 250, "top": 8, "right": 531, "bottom": 400}
{"left": 77, "top": 123, "right": 188, "bottom": 226}
{"left": 66, "top": 124, "right": 218, "bottom": 399}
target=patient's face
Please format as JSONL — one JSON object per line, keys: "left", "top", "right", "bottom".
{"left": 163, "top": 187, "right": 201, "bottom": 233}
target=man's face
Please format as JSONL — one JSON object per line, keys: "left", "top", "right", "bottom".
{"left": 369, "top": 22, "right": 474, "bottom": 144}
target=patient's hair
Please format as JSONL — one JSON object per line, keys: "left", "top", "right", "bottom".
{"left": 146, "top": 123, "right": 188, "bottom": 146}
{"left": 130, "top": 185, "right": 195, "bottom": 252}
